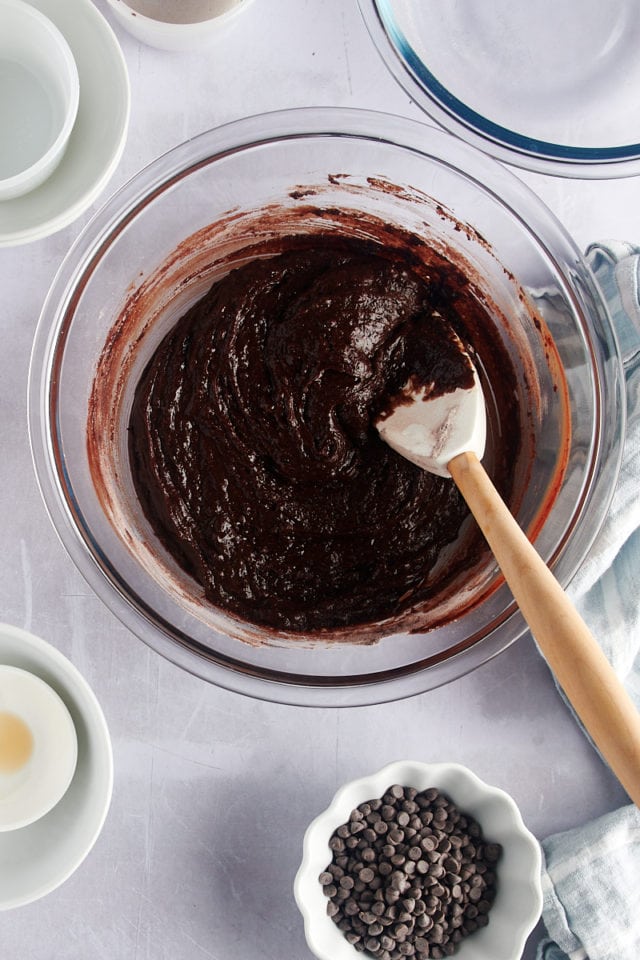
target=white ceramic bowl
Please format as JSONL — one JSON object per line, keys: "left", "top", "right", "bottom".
{"left": 294, "top": 761, "right": 542, "bottom": 960}
{"left": 0, "top": 623, "right": 112, "bottom": 910}
{"left": 0, "top": 665, "right": 78, "bottom": 832}
{"left": 103, "top": 0, "right": 254, "bottom": 51}
{"left": 0, "top": 0, "right": 79, "bottom": 200}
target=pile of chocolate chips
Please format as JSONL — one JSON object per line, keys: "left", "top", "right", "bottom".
{"left": 319, "top": 784, "right": 502, "bottom": 958}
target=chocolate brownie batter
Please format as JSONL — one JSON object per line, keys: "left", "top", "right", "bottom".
{"left": 128, "top": 236, "right": 519, "bottom": 632}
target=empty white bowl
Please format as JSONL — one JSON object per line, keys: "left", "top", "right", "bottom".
{"left": 103, "top": 0, "right": 254, "bottom": 52}
{"left": 295, "top": 761, "right": 542, "bottom": 960}
{"left": 0, "top": 665, "right": 78, "bottom": 832}
{"left": 0, "top": 0, "right": 79, "bottom": 200}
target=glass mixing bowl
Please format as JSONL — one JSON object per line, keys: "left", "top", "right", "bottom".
{"left": 28, "top": 108, "right": 624, "bottom": 706}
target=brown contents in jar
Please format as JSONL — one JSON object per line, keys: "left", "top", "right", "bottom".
{"left": 128, "top": 235, "right": 520, "bottom": 633}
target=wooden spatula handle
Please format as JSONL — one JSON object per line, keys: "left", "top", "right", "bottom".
{"left": 449, "top": 450, "right": 640, "bottom": 807}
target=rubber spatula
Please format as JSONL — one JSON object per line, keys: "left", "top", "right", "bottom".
{"left": 376, "top": 331, "right": 640, "bottom": 806}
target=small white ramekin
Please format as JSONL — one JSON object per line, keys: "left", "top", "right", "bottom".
{"left": 0, "top": 0, "right": 79, "bottom": 201}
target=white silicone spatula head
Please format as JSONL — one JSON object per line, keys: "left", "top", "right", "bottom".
{"left": 375, "top": 333, "right": 486, "bottom": 477}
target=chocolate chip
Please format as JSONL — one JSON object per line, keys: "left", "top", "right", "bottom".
{"left": 484, "top": 843, "right": 503, "bottom": 862}
{"left": 391, "top": 871, "right": 410, "bottom": 892}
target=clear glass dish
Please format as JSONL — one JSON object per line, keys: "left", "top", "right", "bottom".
{"left": 358, "top": 0, "right": 640, "bottom": 178}
{"left": 28, "top": 108, "right": 624, "bottom": 706}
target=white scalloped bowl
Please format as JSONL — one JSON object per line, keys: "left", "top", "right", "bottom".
{"left": 294, "top": 761, "right": 542, "bottom": 960}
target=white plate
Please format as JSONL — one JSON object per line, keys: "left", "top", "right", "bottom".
{"left": 0, "top": 0, "right": 130, "bottom": 246}
{"left": 0, "top": 623, "right": 113, "bottom": 910}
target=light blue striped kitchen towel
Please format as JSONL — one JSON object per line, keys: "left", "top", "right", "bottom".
{"left": 536, "top": 241, "right": 640, "bottom": 960}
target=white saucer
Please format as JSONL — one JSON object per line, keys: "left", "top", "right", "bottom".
{"left": 0, "top": 0, "right": 130, "bottom": 246}
{"left": 0, "top": 623, "right": 113, "bottom": 910}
